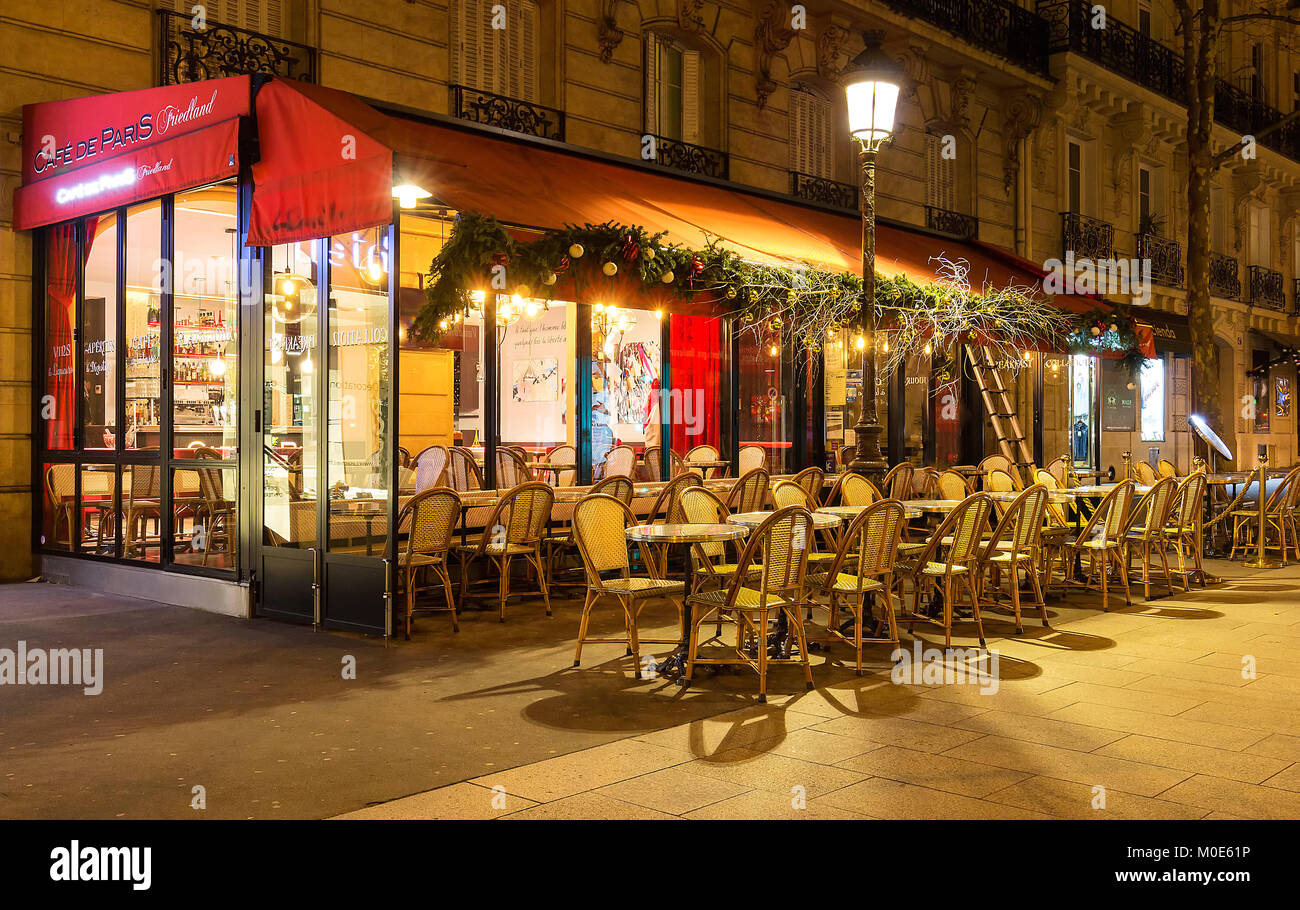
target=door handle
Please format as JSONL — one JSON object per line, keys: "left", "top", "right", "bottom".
{"left": 254, "top": 410, "right": 261, "bottom": 433}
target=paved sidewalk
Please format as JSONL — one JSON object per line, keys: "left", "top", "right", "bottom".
{"left": 337, "top": 560, "right": 1300, "bottom": 820}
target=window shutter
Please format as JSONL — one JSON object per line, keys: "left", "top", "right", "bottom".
{"left": 519, "top": 0, "right": 539, "bottom": 103}
{"left": 789, "top": 88, "right": 831, "bottom": 178}
{"left": 644, "top": 33, "right": 659, "bottom": 134}
{"left": 789, "top": 89, "right": 808, "bottom": 172}
{"left": 682, "top": 49, "right": 700, "bottom": 144}
{"left": 926, "top": 133, "right": 955, "bottom": 212}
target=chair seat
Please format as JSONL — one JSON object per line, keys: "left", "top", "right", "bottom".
{"left": 1066, "top": 535, "right": 1118, "bottom": 550}
{"left": 988, "top": 549, "right": 1032, "bottom": 564}
{"left": 898, "top": 542, "right": 927, "bottom": 556}
{"left": 688, "top": 586, "right": 795, "bottom": 610}
{"left": 596, "top": 576, "right": 685, "bottom": 597}
{"left": 399, "top": 552, "right": 446, "bottom": 568}
{"left": 815, "top": 572, "right": 885, "bottom": 594}
{"left": 694, "top": 562, "right": 760, "bottom": 578}
{"left": 454, "top": 542, "right": 537, "bottom": 557}
{"left": 921, "top": 562, "right": 968, "bottom": 576}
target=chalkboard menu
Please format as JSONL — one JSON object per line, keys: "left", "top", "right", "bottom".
{"left": 1100, "top": 360, "right": 1136, "bottom": 432}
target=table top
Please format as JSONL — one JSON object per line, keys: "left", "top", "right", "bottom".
{"left": 728, "top": 510, "right": 841, "bottom": 530}
{"left": 533, "top": 463, "right": 577, "bottom": 472}
{"left": 685, "top": 460, "right": 731, "bottom": 469}
{"left": 989, "top": 490, "right": 1074, "bottom": 505}
{"left": 910, "top": 499, "right": 963, "bottom": 512}
{"left": 1205, "top": 471, "right": 1288, "bottom": 484}
{"left": 1072, "top": 483, "right": 1152, "bottom": 497}
{"left": 816, "top": 503, "right": 923, "bottom": 519}
{"left": 626, "top": 523, "right": 748, "bottom": 543}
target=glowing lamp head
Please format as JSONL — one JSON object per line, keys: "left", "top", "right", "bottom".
{"left": 392, "top": 184, "right": 432, "bottom": 209}
{"left": 843, "top": 32, "right": 902, "bottom": 148}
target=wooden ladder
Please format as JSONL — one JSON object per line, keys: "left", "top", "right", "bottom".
{"left": 965, "top": 346, "right": 1034, "bottom": 482}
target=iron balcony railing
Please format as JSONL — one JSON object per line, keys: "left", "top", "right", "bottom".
{"left": 449, "top": 84, "right": 565, "bottom": 141}
{"left": 156, "top": 9, "right": 316, "bottom": 85}
{"left": 1208, "top": 252, "right": 1241, "bottom": 300}
{"left": 1038, "top": 0, "right": 1300, "bottom": 164}
{"left": 882, "top": 0, "right": 1050, "bottom": 74}
{"left": 1135, "top": 233, "right": 1184, "bottom": 287}
{"left": 1247, "top": 265, "right": 1286, "bottom": 311}
{"left": 790, "top": 171, "right": 858, "bottom": 210}
{"left": 926, "top": 205, "right": 979, "bottom": 240}
{"left": 1061, "top": 212, "right": 1114, "bottom": 261}
{"left": 647, "top": 135, "right": 729, "bottom": 180}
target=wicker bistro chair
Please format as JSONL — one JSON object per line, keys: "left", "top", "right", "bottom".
{"left": 123, "top": 461, "right": 163, "bottom": 560}
{"left": 810, "top": 499, "right": 907, "bottom": 675}
{"left": 684, "top": 506, "right": 817, "bottom": 701}
{"left": 1041, "top": 456, "right": 1070, "bottom": 488}
{"left": 774, "top": 479, "right": 836, "bottom": 569}
{"left": 44, "top": 464, "right": 77, "bottom": 550}
{"left": 1228, "top": 466, "right": 1300, "bottom": 560}
{"left": 830, "top": 472, "right": 877, "bottom": 507}
{"left": 738, "top": 445, "right": 766, "bottom": 475}
{"left": 395, "top": 488, "right": 461, "bottom": 639}
{"left": 1133, "top": 460, "right": 1159, "bottom": 485}
{"left": 448, "top": 446, "right": 484, "bottom": 492}
{"left": 1057, "top": 480, "right": 1135, "bottom": 611}
{"left": 496, "top": 447, "right": 535, "bottom": 487}
{"left": 412, "top": 446, "right": 448, "bottom": 492}
{"left": 642, "top": 445, "right": 662, "bottom": 481}
{"left": 912, "top": 467, "right": 940, "bottom": 499}
{"left": 686, "top": 444, "right": 724, "bottom": 479}
{"left": 936, "top": 469, "right": 972, "bottom": 501}
{"left": 602, "top": 444, "right": 637, "bottom": 479}
{"left": 882, "top": 462, "right": 914, "bottom": 500}
{"left": 1164, "top": 471, "right": 1207, "bottom": 589}
{"left": 638, "top": 472, "right": 703, "bottom": 577}
{"left": 978, "top": 485, "right": 1049, "bottom": 635}
{"left": 545, "top": 444, "right": 578, "bottom": 487}
{"left": 193, "top": 447, "right": 235, "bottom": 566}
{"left": 1157, "top": 458, "right": 1179, "bottom": 480}
{"left": 894, "top": 492, "right": 995, "bottom": 648}
{"left": 546, "top": 474, "right": 634, "bottom": 586}
{"left": 679, "top": 487, "right": 755, "bottom": 595}
{"left": 793, "top": 466, "right": 824, "bottom": 505}
{"left": 838, "top": 445, "right": 857, "bottom": 470}
{"left": 571, "top": 494, "right": 685, "bottom": 678}
{"left": 728, "top": 468, "right": 770, "bottom": 513}
{"left": 979, "top": 454, "right": 1014, "bottom": 482}
{"left": 454, "top": 481, "right": 555, "bottom": 621}
{"left": 668, "top": 449, "right": 689, "bottom": 477}
{"left": 1122, "top": 476, "right": 1178, "bottom": 600}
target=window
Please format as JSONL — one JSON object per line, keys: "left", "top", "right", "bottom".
{"left": 1067, "top": 140, "right": 1083, "bottom": 214}
{"left": 161, "top": 0, "right": 285, "bottom": 34}
{"left": 926, "top": 131, "right": 956, "bottom": 213}
{"left": 1250, "top": 43, "right": 1267, "bottom": 104}
{"left": 452, "top": 0, "right": 540, "bottom": 101}
{"left": 1140, "top": 358, "right": 1165, "bottom": 442}
{"left": 1138, "top": 165, "right": 1151, "bottom": 228}
{"left": 1211, "top": 185, "right": 1228, "bottom": 253}
{"left": 82, "top": 213, "right": 118, "bottom": 454}
{"left": 646, "top": 32, "right": 700, "bottom": 143}
{"left": 1249, "top": 204, "right": 1271, "bottom": 267}
{"left": 789, "top": 85, "right": 833, "bottom": 178}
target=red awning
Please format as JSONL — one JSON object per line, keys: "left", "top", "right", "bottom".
{"left": 14, "top": 76, "right": 251, "bottom": 231}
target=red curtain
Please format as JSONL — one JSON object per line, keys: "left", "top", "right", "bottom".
{"left": 44, "top": 217, "right": 99, "bottom": 449}
{"left": 669, "top": 314, "right": 722, "bottom": 455}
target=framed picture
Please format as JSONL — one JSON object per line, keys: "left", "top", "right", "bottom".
{"left": 1276, "top": 375, "right": 1292, "bottom": 418}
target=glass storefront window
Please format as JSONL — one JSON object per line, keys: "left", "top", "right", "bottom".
{"left": 264, "top": 241, "right": 321, "bottom": 548}
{"left": 494, "top": 297, "right": 571, "bottom": 481}
{"left": 121, "top": 461, "right": 160, "bottom": 562}
{"left": 124, "top": 200, "right": 161, "bottom": 451}
{"left": 589, "top": 303, "right": 655, "bottom": 476}
{"left": 172, "top": 464, "right": 237, "bottom": 568}
{"left": 44, "top": 226, "right": 78, "bottom": 450}
{"left": 79, "top": 464, "right": 118, "bottom": 557}
{"left": 1140, "top": 358, "right": 1166, "bottom": 442}
{"left": 82, "top": 213, "right": 118, "bottom": 455}
{"left": 901, "top": 349, "right": 929, "bottom": 465}
{"left": 40, "top": 462, "right": 75, "bottom": 551}
{"left": 1070, "top": 354, "right": 1096, "bottom": 467}
{"left": 173, "top": 184, "right": 239, "bottom": 455}
{"left": 327, "top": 227, "right": 391, "bottom": 551}
{"left": 931, "top": 342, "right": 961, "bottom": 468}
{"left": 737, "top": 327, "right": 791, "bottom": 474}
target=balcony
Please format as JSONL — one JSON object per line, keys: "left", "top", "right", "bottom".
{"left": 882, "top": 0, "right": 1050, "bottom": 75}
{"left": 1037, "top": 0, "right": 1300, "bottom": 164}
{"left": 450, "top": 85, "right": 565, "bottom": 141}
{"left": 647, "top": 135, "right": 728, "bottom": 180}
{"left": 1135, "top": 233, "right": 1184, "bottom": 287}
{"left": 156, "top": 9, "right": 315, "bottom": 85}
{"left": 1247, "top": 265, "right": 1286, "bottom": 312}
{"left": 1061, "top": 212, "right": 1114, "bottom": 261}
{"left": 790, "top": 171, "right": 858, "bottom": 211}
{"left": 1208, "top": 253, "right": 1240, "bottom": 300}
{"left": 926, "top": 205, "right": 979, "bottom": 241}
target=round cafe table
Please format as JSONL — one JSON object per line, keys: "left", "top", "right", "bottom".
{"left": 626, "top": 522, "right": 748, "bottom": 680}
{"left": 817, "top": 503, "right": 923, "bottom": 520}
{"left": 727, "top": 510, "right": 841, "bottom": 530}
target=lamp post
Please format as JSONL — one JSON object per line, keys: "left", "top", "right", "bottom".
{"left": 843, "top": 32, "right": 901, "bottom": 486}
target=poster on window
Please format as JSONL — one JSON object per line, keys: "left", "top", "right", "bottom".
{"left": 614, "top": 341, "right": 660, "bottom": 424}
{"left": 511, "top": 358, "right": 559, "bottom": 402}
{"left": 1100, "top": 360, "right": 1136, "bottom": 432}
{"left": 1276, "top": 376, "right": 1292, "bottom": 418}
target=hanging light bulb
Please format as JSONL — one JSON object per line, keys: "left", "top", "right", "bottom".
{"left": 301, "top": 354, "right": 313, "bottom": 374}
{"left": 211, "top": 354, "right": 226, "bottom": 377}
{"left": 855, "top": 335, "right": 866, "bottom": 351}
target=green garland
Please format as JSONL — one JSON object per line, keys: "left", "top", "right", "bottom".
{"left": 418, "top": 213, "right": 1145, "bottom": 376}
{"left": 1065, "top": 305, "right": 1148, "bottom": 376}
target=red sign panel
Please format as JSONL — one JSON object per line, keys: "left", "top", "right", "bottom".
{"left": 20, "top": 76, "right": 250, "bottom": 186}
{"left": 15, "top": 118, "right": 242, "bottom": 230}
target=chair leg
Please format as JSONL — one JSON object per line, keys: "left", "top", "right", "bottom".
{"left": 527, "top": 549, "right": 552, "bottom": 617}
{"left": 1028, "top": 557, "right": 1049, "bottom": 627}
{"left": 404, "top": 567, "right": 414, "bottom": 641}
{"left": 458, "top": 553, "right": 471, "bottom": 613}
{"left": 439, "top": 564, "right": 459, "bottom": 632}
{"left": 756, "top": 608, "right": 769, "bottom": 703}
{"left": 790, "top": 608, "right": 814, "bottom": 690}
{"left": 621, "top": 595, "right": 641, "bottom": 678}
{"left": 498, "top": 556, "right": 510, "bottom": 623}
{"left": 1118, "top": 547, "right": 1131, "bottom": 606}
{"left": 1099, "top": 551, "right": 1109, "bottom": 612}
{"left": 574, "top": 588, "right": 596, "bottom": 667}
{"left": 942, "top": 577, "right": 953, "bottom": 648}
{"left": 967, "top": 575, "right": 987, "bottom": 648}
{"left": 1010, "top": 563, "right": 1023, "bottom": 634}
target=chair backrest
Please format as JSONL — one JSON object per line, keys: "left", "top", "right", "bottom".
{"left": 979, "top": 454, "right": 1013, "bottom": 478}
{"left": 936, "top": 469, "right": 970, "bottom": 501}
{"left": 669, "top": 449, "right": 689, "bottom": 477}
{"left": 1078, "top": 480, "right": 1134, "bottom": 546}
{"left": 414, "top": 445, "right": 449, "bottom": 492}
{"left": 1156, "top": 458, "right": 1178, "bottom": 479}
{"left": 729, "top": 468, "right": 769, "bottom": 512}
{"left": 649, "top": 471, "right": 701, "bottom": 523}
{"left": 679, "top": 486, "right": 729, "bottom": 560}
{"left": 643, "top": 445, "right": 662, "bottom": 480}
{"left": 46, "top": 463, "right": 74, "bottom": 499}
{"left": 1270, "top": 466, "right": 1300, "bottom": 512}
{"left": 129, "top": 461, "right": 162, "bottom": 503}
{"left": 192, "top": 445, "right": 225, "bottom": 503}
{"left": 738, "top": 445, "right": 766, "bottom": 475}
{"left": 1130, "top": 475, "right": 1177, "bottom": 541}
{"left": 883, "top": 462, "right": 914, "bottom": 500}
{"left": 573, "top": 493, "right": 634, "bottom": 579}
{"left": 448, "top": 447, "right": 483, "bottom": 491}
{"left": 590, "top": 474, "right": 634, "bottom": 505}
{"left": 838, "top": 445, "right": 857, "bottom": 468}
{"left": 832, "top": 499, "right": 906, "bottom": 582}
{"left": 685, "top": 444, "right": 719, "bottom": 465}
{"left": 793, "top": 466, "right": 824, "bottom": 504}
{"left": 729, "top": 506, "right": 813, "bottom": 603}
{"left": 840, "top": 473, "right": 876, "bottom": 507}
{"left": 496, "top": 447, "right": 534, "bottom": 488}
{"left": 1043, "top": 456, "right": 1069, "bottom": 487}
{"left": 488, "top": 482, "right": 555, "bottom": 546}
{"left": 983, "top": 485, "right": 1047, "bottom": 563}
{"left": 915, "top": 493, "right": 993, "bottom": 568}
{"left": 1133, "top": 460, "right": 1158, "bottom": 485}
{"left": 1167, "top": 471, "right": 1206, "bottom": 532}
{"left": 603, "top": 444, "right": 636, "bottom": 478}
{"left": 912, "top": 467, "right": 940, "bottom": 498}
{"left": 402, "top": 488, "right": 461, "bottom": 559}
{"left": 546, "top": 444, "right": 577, "bottom": 487}
{"left": 772, "top": 479, "right": 814, "bottom": 510}
{"left": 987, "top": 469, "right": 1017, "bottom": 493}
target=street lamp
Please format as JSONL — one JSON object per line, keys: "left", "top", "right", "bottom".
{"left": 843, "top": 31, "right": 901, "bottom": 484}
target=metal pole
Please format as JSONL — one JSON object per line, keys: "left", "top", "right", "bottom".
{"left": 1244, "top": 452, "right": 1284, "bottom": 568}
{"left": 848, "top": 143, "right": 887, "bottom": 487}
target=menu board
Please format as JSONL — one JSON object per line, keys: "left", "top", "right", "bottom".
{"left": 1100, "top": 360, "right": 1136, "bottom": 432}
